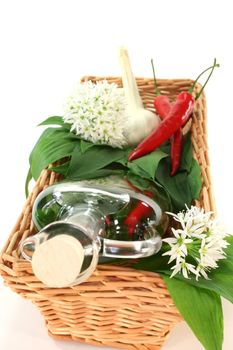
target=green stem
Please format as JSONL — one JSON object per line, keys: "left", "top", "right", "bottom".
{"left": 151, "top": 59, "right": 160, "bottom": 96}
{"left": 188, "top": 58, "right": 220, "bottom": 100}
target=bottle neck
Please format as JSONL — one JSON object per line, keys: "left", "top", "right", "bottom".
{"left": 61, "top": 204, "right": 105, "bottom": 242}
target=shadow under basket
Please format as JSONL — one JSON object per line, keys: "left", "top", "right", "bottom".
{"left": 0, "top": 77, "right": 216, "bottom": 350}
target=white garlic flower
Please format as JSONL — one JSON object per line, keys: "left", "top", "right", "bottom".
{"left": 63, "top": 80, "right": 128, "bottom": 148}
{"left": 163, "top": 206, "right": 230, "bottom": 280}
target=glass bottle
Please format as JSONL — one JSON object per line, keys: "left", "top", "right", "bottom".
{"left": 20, "top": 175, "right": 170, "bottom": 287}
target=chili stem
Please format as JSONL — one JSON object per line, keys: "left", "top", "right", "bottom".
{"left": 189, "top": 58, "right": 220, "bottom": 100}
{"left": 195, "top": 59, "right": 219, "bottom": 100}
{"left": 151, "top": 59, "right": 161, "bottom": 96}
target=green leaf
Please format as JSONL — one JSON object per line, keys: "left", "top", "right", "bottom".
{"left": 133, "top": 245, "right": 170, "bottom": 272}
{"left": 150, "top": 133, "right": 202, "bottom": 211}
{"left": 49, "top": 161, "right": 70, "bottom": 176}
{"left": 67, "top": 168, "right": 125, "bottom": 181}
{"left": 128, "top": 149, "right": 168, "bottom": 180}
{"left": 115, "top": 150, "right": 132, "bottom": 167}
{"left": 66, "top": 145, "right": 125, "bottom": 179}
{"left": 155, "top": 158, "right": 192, "bottom": 211}
{"left": 163, "top": 276, "right": 223, "bottom": 350}
{"left": 38, "top": 116, "right": 70, "bottom": 129}
{"left": 156, "top": 140, "right": 171, "bottom": 154}
{"left": 180, "top": 133, "right": 193, "bottom": 172}
{"left": 29, "top": 128, "right": 78, "bottom": 179}
{"left": 188, "top": 158, "right": 202, "bottom": 199}
{"left": 25, "top": 168, "right": 32, "bottom": 197}
{"left": 80, "top": 139, "right": 96, "bottom": 154}
{"left": 126, "top": 172, "right": 172, "bottom": 212}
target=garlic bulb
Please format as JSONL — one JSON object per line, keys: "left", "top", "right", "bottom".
{"left": 118, "top": 47, "right": 160, "bottom": 145}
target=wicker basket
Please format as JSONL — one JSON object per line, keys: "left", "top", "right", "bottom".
{"left": 0, "top": 77, "right": 215, "bottom": 350}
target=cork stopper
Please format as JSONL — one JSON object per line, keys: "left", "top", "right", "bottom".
{"left": 32, "top": 234, "right": 85, "bottom": 288}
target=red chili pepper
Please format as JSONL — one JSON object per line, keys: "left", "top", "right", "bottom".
{"left": 153, "top": 95, "right": 171, "bottom": 119}
{"left": 128, "top": 92, "right": 194, "bottom": 161}
{"left": 105, "top": 216, "right": 111, "bottom": 226}
{"left": 124, "top": 179, "right": 153, "bottom": 237}
{"left": 124, "top": 201, "right": 152, "bottom": 237}
{"left": 154, "top": 95, "right": 183, "bottom": 176}
{"left": 170, "top": 129, "right": 183, "bottom": 176}
{"left": 147, "top": 58, "right": 219, "bottom": 169}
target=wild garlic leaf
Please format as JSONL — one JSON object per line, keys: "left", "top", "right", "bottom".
{"left": 155, "top": 158, "right": 192, "bottom": 211}
{"left": 128, "top": 149, "right": 168, "bottom": 180}
{"left": 179, "top": 132, "right": 193, "bottom": 172}
{"left": 154, "top": 132, "right": 202, "bottom": 212}
{"left": 67, "top": 168, "right": 125, "bottom": 181}
{"left": 80, "top": 140, "right": 96, "bottom": 154}
{"left": 49, "top": 161, "right": 70, "bottom": 176}
{"left": 29, "top": 128, "right": 78, "bottom": 180}
{"left": 25, "top": 168, "right": 32, "bottom": 197}
{"left": 163, "top": 276, "right": 223, "bottom": 350}
{"left": 38, "top": 116, "right": 70, "bottom": 129}
{"left": 126, "top": 172, "right": 172, "bottom": 212}
{"left": 66, "top": 145, "right": 125, "bottom": 179}
{"left": 188, "top": 158, "right": 202, "bottom": 199}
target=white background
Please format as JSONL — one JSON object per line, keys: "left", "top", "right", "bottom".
{"left": 0, "top": 0, "right": 232, "bottom": 349}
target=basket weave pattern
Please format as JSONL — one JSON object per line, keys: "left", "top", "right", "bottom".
{"left": 0, "top": 77, "right": 214, "bottom": 350}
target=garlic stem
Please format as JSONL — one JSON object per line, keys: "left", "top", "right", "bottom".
{"left": 118, "top": 46, "right": 143, "bottom": 109}
{"left": 118, "top": 46, "right": 161, "bottom": 146}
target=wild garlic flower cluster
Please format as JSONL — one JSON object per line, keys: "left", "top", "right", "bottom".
{"left": 163, "top": 206, "right": 229, "bottom": 280}
{"left": 63, "top": 81, "right": 128, "bottom": 148}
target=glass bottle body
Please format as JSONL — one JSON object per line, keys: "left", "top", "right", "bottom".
{"left": 20, "top": 176, "right": 170, "bottom": 287}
